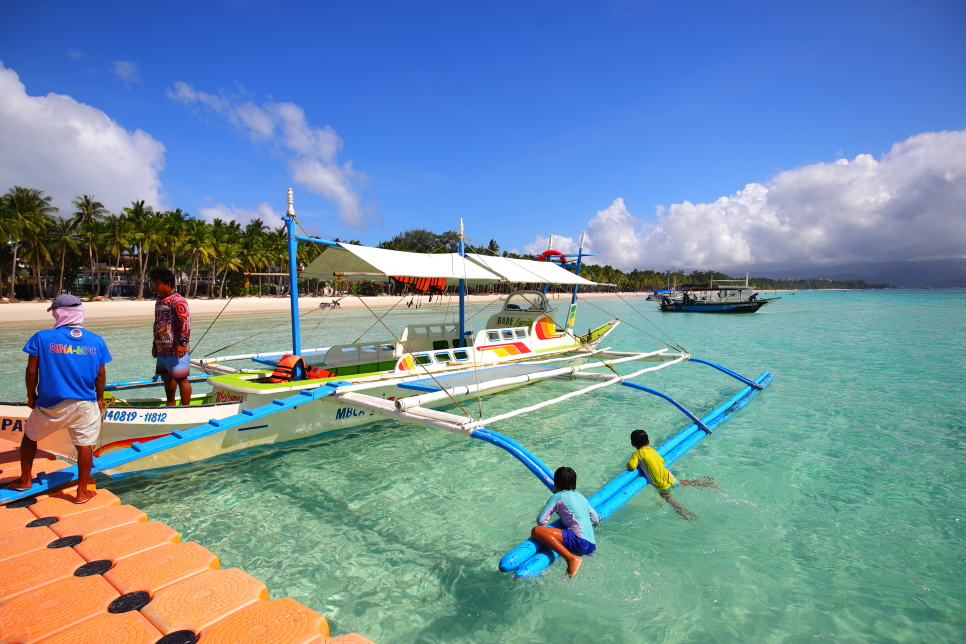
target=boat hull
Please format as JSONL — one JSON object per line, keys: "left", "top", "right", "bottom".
{"left": 0, "top": 355, "right": 596, "bottom": 478}
{"left": 660, "top": 300, "right": 764, "bottom": 313}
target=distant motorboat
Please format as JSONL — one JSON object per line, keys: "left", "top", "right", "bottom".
{"left": 659, "top": 275, "right": 769, "bottom": 313}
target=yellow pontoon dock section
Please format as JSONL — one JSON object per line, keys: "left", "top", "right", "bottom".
{"left": 0, "top": 438, "right": 376, "bottom": 644}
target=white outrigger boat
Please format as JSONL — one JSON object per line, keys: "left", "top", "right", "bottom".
{"left": 1, "top": 190, "right": 772, "bottom": 555}
{"left": 2, "top": 191, "right": 621, "bottom": 474}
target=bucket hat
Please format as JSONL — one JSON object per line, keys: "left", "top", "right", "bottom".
{"left": 47, "top": 293, "right": 83, "bottom": 311}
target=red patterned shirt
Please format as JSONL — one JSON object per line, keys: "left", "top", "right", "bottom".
{"left": 154, "top": 292, "right": 191, "bottom": 355}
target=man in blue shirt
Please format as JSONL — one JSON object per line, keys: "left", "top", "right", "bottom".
{"left": 9, "top": 294, "right": 112, "bottom": 503}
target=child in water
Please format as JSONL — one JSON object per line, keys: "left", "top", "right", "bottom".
{"left": 531, "top": 466, "right": 599, "bottom": 578}
{"left": 628, "top": 429, "right": 717, "bottom": 522}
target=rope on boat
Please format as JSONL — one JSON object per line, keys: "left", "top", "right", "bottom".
{"left": 574, "top": 293, "right": 688, "bottom": 353}
{"left": 201, "top": 305, "right": 323, "bottom": 358}
{"left": 611, "top": 291, "right": 688, "bottom": 353}
{"left": 350, "top": 293, "right": 410, "bottom": 344}
{"left": 191, "top": 296, "right": 234, "bottom": 354}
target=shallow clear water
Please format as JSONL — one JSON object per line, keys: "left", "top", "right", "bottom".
{"left": 2, "top": 291, "right": 964, "bottom": 643}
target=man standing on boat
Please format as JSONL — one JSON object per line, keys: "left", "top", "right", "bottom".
{"left": 150, "top": 267, "right": 192, "bottom": 406}
{"left": 11, "top": 294, "right": 112, "bottom": 503}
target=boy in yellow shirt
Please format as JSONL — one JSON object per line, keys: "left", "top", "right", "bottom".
{"left": 627, "top": 429, "right": 716, "bottom": 521}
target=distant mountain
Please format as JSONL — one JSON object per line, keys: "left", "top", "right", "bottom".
{"left": 740, "top": 258, "right": 966, "bottom": 288}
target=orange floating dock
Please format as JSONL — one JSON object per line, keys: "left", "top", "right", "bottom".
{"left": 0, "top": 440, "right": 377, "bottom": 644}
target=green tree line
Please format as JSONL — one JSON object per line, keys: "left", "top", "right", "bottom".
{"left": 0, "top": 188, "right": 891, "bottom": 302}
{"left": 0, "top": 187, "right": 319, "bottom": 302}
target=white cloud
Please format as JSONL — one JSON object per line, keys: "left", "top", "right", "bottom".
{"left": 523, "top": 234, "right": 580, "bottom": 256}
{"left": 0, "top": 62, "right": 166, "bottom": 214}
{"left": 198, "top": 202, "right": 283, "bottom": 228}
{"left": 169, "top": 81, "right": 375, "bottom": 230}
{"left": 549, "top": 130, "right": 966, "bottom": 270}
{"left": 112, "top": 61, "right": 140, "bottom": 85}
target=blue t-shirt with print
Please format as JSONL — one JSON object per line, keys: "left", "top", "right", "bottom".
{"left": 23, "top": 327, "right": 112, "bottom": 408}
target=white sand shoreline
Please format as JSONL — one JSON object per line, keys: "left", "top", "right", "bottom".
{"left": 0, "top": 292, "right": 610, "bottom": 324}
{"left": 0, "top": 289, "right": 799, "bottom": 325}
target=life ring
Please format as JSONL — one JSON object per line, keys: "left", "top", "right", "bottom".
{"left": 537, "top": 249, "right": 566, "bottom": 263}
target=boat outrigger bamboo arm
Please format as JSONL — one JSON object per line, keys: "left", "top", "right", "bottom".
{"left": 391, "top": 350, "right": 684, "bottom": 411}
{"left": 688, "top": 358, "right": 764, "bottom": 389}
{"left": 330, "top": 392, "right": 474, "bottom": 435}
{"left": 620, "top": 382, "right": 711, "bottom": 434}
{"left": 470, "top": 428, "right": 555, "bottom": 491}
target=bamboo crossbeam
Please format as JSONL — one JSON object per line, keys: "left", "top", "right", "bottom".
{"left": 464, "top": 356, "right": 687, "bottom": 428}
{"left": 392, "top": 351, "right": 688, "bottom": 411}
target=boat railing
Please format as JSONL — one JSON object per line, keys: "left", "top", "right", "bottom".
{"left": 323, "top": 342, "right": 396, "bottom": 367}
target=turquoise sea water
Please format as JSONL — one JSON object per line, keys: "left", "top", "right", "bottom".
{"left": 1, "top": 290, "right": 964, "bottom": 643}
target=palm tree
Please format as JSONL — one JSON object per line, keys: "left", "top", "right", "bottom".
{"left": 209, "top": 219, "right": 241, "bottom": 298}
{"left": 0, "top": 193, "right": 22, "bottom": 302}
{"left": 267, "top": 226, "right": 287, "bottom": 295}
{"left": 71, "top": 195, "right": 109, "bottom": 296}
{"left": 216, "top": 242, "right": 243, "bottom": 297}
{"left": 241, "top": 219, "right": 269, "bottom": 294}
{"left": 122, "top": 200, "right": 159, "bottom": 300}
{"left": 181, "top": 218, "right": 207, "bottom": 297}
{"left": 6, "top": 187, "right": 58, "bottom": 300}
{"left": 162, "top": 209, "right": 188, "bottom": 287}
{"left": 100, "top": 214, "right": 132, "bottom": 299}
{"left": 49, "top": 216, "right": 81, "bottom": 295}
{"left": 76, "top": 218, "right": 105, "bottom": 296}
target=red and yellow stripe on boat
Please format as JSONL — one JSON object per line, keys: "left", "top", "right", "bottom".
{"left": 477, "top": 342, "right": 531, "bottom": 357}
{"left": 534, "top": 317, "right": 563, "bottom": 340}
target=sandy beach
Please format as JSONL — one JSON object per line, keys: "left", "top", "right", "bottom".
{"left": 0, "top": 291, "right": 636, "bottom": 325}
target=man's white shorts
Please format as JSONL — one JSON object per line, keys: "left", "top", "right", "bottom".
{"left": 25, "top": 399, "right": 101, "bottom": 447}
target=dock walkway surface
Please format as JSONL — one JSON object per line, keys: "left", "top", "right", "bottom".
{"left": 0, "top": 437, "right": 376, "bottom": 644}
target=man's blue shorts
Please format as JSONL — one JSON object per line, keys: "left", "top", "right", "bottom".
{"left": 156, "top": 352, "right": 191, "bottom": 379}
{"left": 561, "top": 529, "right": 596, "bottom": 556}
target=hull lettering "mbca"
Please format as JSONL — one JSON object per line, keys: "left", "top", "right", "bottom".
{"left": 335, "top": 407, "right": 367, "bottom": 420}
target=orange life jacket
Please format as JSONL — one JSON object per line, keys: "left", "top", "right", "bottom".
{"left": 268, "top": 355, "right": 336, "bottom": 383}
{"left": 306, "top": 365, "right": 336, "bottom": 380}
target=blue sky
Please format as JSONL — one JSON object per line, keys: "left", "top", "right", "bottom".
{"left": 2, "top": 0, "right": 964, "bottom": 269}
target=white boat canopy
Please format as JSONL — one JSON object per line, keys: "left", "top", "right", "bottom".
{"left": 465, "top": 254, "right": 596, "bottom": 286}
{"left": 301, "top": 244, "right": 502, "bottom": 285}
{"left": 301, "top": 242, "right": 597, "bottom": 286}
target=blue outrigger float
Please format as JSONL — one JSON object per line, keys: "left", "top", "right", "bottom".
{"left": 1, "top": 190, "right": 773, "bottom": 578}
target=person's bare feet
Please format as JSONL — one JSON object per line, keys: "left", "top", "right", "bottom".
{"left": 74, "top": 488, "right": 97, "bottom": 504}
{"left": 566, "top": 556, "right": 582, "bottom": 578}
{"left": 7, "top": 477, "right": 32, "bottom": 492}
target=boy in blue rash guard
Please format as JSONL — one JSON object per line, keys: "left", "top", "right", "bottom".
{"left": 531, "top": 466, "right": 600, "bottom": 578}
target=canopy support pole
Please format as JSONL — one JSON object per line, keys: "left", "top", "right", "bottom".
{"left": 620, "top": 382, "right": 711, "bottom": 434}
{"left": 458, "top": 219, "right": 466, "bottom": 348}
{"left": 566, "top": 231, "right": 586, "bottom": 333}
{"left": 689, "top": 358, "right": 763, "bottom": 390}
{"left": 284, "top": 188, "right": 301, "bottom": 356}
{"left": 542, "top": 234, "right": 553, "bottom": 296}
